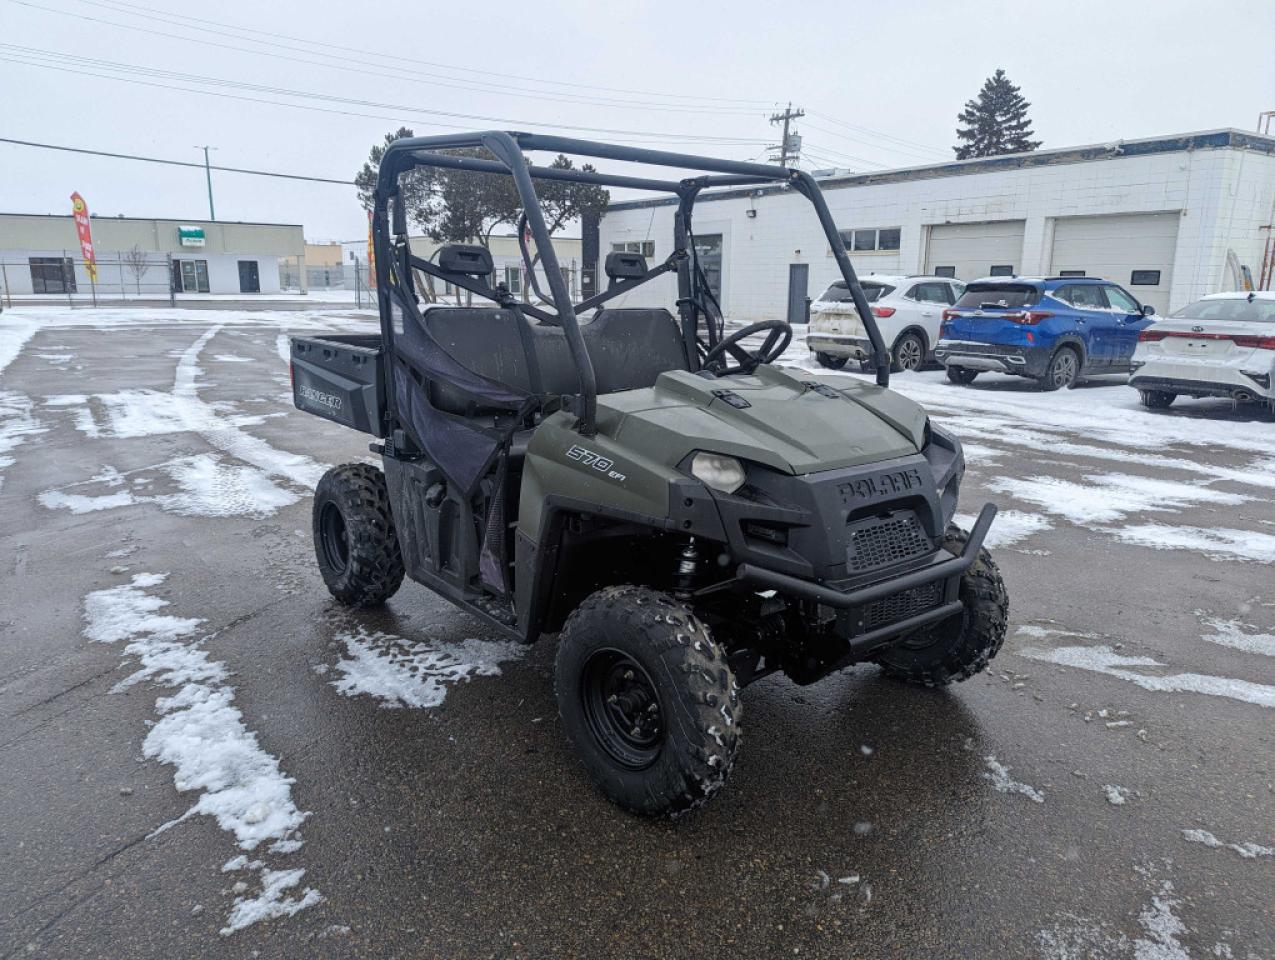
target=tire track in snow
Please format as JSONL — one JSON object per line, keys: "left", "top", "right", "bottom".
{"left": 175, "top": 325, "right": 325, "bottom": 489}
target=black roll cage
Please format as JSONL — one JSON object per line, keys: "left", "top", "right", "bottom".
{"left": 372, "top": 130, "right": 891, "bottom": 436}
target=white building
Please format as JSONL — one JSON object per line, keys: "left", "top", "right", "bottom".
{"left": 0, "top": 213, "right": 305, "bottom": 298}
{"left": 597, "top": 128, "right": 1275, "bottom": 319}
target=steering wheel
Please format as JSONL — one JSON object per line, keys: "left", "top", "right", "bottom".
{"left": 701, "top": 320, "right": 793, "bottom": 376}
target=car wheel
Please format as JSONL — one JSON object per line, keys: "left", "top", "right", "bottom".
{"left": 946, "top": 366, "right": 978, "bottom": 385}
{"left": 815, "top": 352, "right": 848, "bottom": 371}
{"left": 1138, "top": 389, "right": 1176, "bottom": 409}
{"left": 1041, "top": 347, "right": 1081, "bottom": 391}
{"left": 891, "top": 332, "right": 925, "bottom": 373}
{"left": 555, "top": 586, "right": 740, "bottom": 818}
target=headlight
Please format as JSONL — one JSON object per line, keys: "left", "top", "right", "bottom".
{"left": 690, "top": 452, "right": 746, "bottom": 494}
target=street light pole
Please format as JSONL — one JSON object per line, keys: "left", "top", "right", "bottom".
{"left": 196, "top": 145, "right": 216, "bottom": 220}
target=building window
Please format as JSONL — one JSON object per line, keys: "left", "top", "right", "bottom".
{"left": 29, "top": 257, "right": 76, "bottom": 294}
{"left": 611, "top": 241, "right": 654, "bottom": 257}
{"left": 932, "top": 265, "right": 956, "bottom": 278}
{"left": 838, "top": 227, "right": 902, "bottom": 252}
{"left": 1130, "top": 270, "right": 1161, "bottom": 286}
{"left": 989, "top": 265, "right": 1015, "bottom": 277}
{"left": 1058, "top": 270, "right": 1086, "bottom": 277}
{"left": 504, "top": 265, "right": 522, "bottom": 295}
{"left": 171, "top": 259, "right": 210, "bottom": 293}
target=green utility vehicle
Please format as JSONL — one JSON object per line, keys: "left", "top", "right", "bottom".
{"left": 291, "top": 132, "right": 1008, "bottom": 816}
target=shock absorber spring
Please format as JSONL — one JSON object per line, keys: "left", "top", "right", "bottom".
{"left": 673, "top": 537, "right": 699, "bottom": 597}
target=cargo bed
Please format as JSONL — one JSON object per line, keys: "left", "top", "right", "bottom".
{"left": 290, "top": 334, "right": 385, "bottom": 436}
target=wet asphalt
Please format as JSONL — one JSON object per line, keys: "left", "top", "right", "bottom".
{"left": 1, "top": 309, "right": 1272, "bottom": 959}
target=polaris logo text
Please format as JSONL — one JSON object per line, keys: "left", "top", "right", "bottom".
{"left": 838, "top": 467, "right": 924, "bottom": 505}
{"left": 566, "top": 445, "right": 626, "bottom": 482}
{"left": 300, "top": 385, "right": 343, "bottom": 411}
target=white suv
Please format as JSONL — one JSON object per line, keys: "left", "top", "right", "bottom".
{"left": 806, "top": 275, "right": 966, "bottom": 372}
{"left": 1129, "top": 291, "right": 1275, "bottom": 410}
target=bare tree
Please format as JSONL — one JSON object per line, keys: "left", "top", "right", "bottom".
{"left": 121, "top": 244, "right": 150, "bottom": 295}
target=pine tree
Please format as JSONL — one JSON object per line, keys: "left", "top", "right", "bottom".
{"left": 953, "top": 69, "right": 1041, "bottom": 159}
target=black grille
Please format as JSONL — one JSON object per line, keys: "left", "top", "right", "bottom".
{"left": 847, "top": 513, "right": 932, "bottom": 572}
{"left": 863, "top": 582, "right": 942, "bottom": 630}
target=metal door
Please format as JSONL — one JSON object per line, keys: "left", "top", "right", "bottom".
{"left": 238, "top": 260, "right": 261, "bottom": 294}
{"left": 787, "top": 263, "right": 809, "bottom": 324}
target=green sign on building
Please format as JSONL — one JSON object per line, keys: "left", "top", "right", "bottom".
{"left": 178, "top": 225, "right": 206, "bottom": 248}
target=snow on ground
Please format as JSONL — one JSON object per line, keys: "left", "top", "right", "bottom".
{"left": 987, "top": 473, "right": 1249, "bottom": 527}
{"left": 982, "top": 755, "right": 1045, "bottom": 803}
{"left": 954, "top": 508, "right": 1052, "bottom": 549}
{"left": 84, "top": 573, "right": 320, "bottom": 934}
{"left": 1104, "top": 784, "right": 1130, "bottom": 806}
{"left": 1181, "top": 828, "right": 1274, "bottom": 860}
{"left": 1106, "top": 524, "right": 1275, "bottom": 564}
{"left": 1197, "top": 615, "right": 1275, "bottom": 658}
{"left": 40, "top": 454, "right": 300, "bottom": 519}
{"left": 1016, "top": 629, "right": 1275, "bottom": 710}
{"left": 1037, "top": 873, "right": 1198, "bottom": 960}
{"left": 330, "top": 627, "right": 525, "bottom": 709}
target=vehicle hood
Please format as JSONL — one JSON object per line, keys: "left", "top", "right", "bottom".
{"left": 596, "top": 365, "right": 926, "bottom": 475}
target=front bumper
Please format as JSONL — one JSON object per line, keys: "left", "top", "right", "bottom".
{"left": 737, "top": 502, "right": 996, "bottom": 651}
{"left": 934, "top": 340, "right": 1047, "bottom": 377}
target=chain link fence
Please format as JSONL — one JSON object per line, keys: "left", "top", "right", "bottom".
{"left": 0, "top": 253, "right": 176, "bottom": 308}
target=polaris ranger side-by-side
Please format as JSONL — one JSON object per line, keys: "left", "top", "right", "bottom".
{"left": 290, "top": 132, "right": 1008, "bottom": 817}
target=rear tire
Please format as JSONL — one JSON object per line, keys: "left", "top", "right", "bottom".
{"left": 312, "top": 463, "right": 404, "bottom": 607}
{"left": 876, "top": 525, "right": 1008, "bottom": 687}
{"left": 891, "top": 332, "right": 926, "bottom": 373}
{"left": 555, "top": 586, "right": 741, "bottom": 818}
{"left": 816, "top": 352, "right": 848, "bottom": 371}
{"left": 946, "top": 366, "right": 979, "bottom": 385}
{"left": 1139, "top": 389, "right": 1176, "bottom": 409}
{"left": 1040, "top": 346, "right": 1081, "bottom": 391}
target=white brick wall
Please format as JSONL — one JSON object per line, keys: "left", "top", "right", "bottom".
{"left": 599, "top": 135, "right": 1275, "bottom": 320}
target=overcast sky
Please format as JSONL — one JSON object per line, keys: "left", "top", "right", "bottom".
{"left": 3, "top": 0, "right": 1273, "bottom": 241}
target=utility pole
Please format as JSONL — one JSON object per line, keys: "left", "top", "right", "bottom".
{"left": 196, "top": 145, "right": 216, "bottom": 220}
{"left": 768, "top": 103, "right": 805, "bottom": 166}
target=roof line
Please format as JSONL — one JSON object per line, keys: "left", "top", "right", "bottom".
{"left": 0, "top": 212, "right": 304, "bottom": 227}
{"left": 606, "top": 128, "right": 1275, "bottom": 212}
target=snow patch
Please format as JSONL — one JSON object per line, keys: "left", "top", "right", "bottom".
{"left": 1198, "top": 615, "right": 1275, "bottom": 658}
{"left": 330, "top": 627, "right": 525, "bottom": 709}
{"left": 212, "top": 354, "right": 253, "bottom": 363}
{"left": 1019, "top": 643, "right": 1275, "bottom": 709}
{"left": 0, "top": 314, "right": 40, "bottom": 375}
{"left": 83, "top": 574, "right": 319, "bottom": 933}
{"left": 989, "top": 472, "right": 1248, "bottom": 526}
{"left": 1104, "top": 784, "right": 1130, "bottom": 806}
{"left": 955, "top": 508, "right": 1052, "bottom": 549}
{"left": 1182, "top": 828, "right": 1274, "bottom": 860}
{"left": 0, "top": 391, "right": 46, "bottom": 488}
{"left": 982, "top": 755, "right": 1044, "bottom": 803}
{"left": 1107, "top": 524, "right": 1275, "bottom": 564}
{"left": 1037, "top": 876, "right": 1191, "bottom": 960}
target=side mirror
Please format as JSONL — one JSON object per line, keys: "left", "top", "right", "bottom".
{"left": 1141, "top": 304, "right": 1156, "bottom": 316}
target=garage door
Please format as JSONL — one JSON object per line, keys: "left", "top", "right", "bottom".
{"left": 925, "top": 220, "right": 1026, "bottom": 282}
{"left": 1049, "top": 212, "right": 1179, "bottom": 315}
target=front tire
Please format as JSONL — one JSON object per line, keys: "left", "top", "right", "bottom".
{"left": 312, "top": 463, "right": 404, "bottom": 607}
{"left": 1040, "top": 346, "right": 1081, "bottom": 391}
{"left": 555, "top": 586, "right": 741, "bottom": 818}
{"left": 946, "top": 366, "right": 979, "bottom": 385}
{"left": 891, "top": 332, "right": 926, "bottom": 373}
{"left": 876, "top": 525, "right": 1008, "bottom": 687}
{"left": 1139, "top": 389, "right": 1176, "bottom": 409}
{"left": 816, "top": 351, "right": 848, "bottom": 371}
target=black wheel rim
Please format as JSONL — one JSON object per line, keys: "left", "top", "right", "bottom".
{"left": 897, "top": 336, "right": 923, "bottom": 370}
{"left": 319, "top": 502, "right": 350, "bottom": 573}
{"left": 580, "top": 649, "right": 664, "bottom": 770}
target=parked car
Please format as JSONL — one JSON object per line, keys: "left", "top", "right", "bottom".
{"left": 934, "top": 277, "right": 1155, "bottom": 390}
{"left": 806, "top": 275, "right": 965, "bottom": 373}
{"left": 1129, "top": 291, "right": 1275, "bottom": 410}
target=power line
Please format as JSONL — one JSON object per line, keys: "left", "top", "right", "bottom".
{"left": 0, "top": 136, "right": 356, "bottom": 184}
{"left": 805, "top": 110, "right": 949, "bottom": 158}
{"left": 0, "top": 47, "right": 771, "bottom": 148}
{"left": 70, "top": 0, "right": 778, "bottom": 109}
{"left": 768, "top": 103, "right": 805, "bottom": 167}
{"left": 8, "top": 0, "right": 771, "bottom": 116}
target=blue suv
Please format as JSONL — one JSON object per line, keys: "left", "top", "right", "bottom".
{"left": 934, "top": 277, "right": 1156, "bottom": 390}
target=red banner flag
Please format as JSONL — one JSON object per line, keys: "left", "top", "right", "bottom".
{"left": 366, "top": 210, "right": 377, "bottom": 289}
{"left": 70, "top": 191, "right": 97, "bottom": 283}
